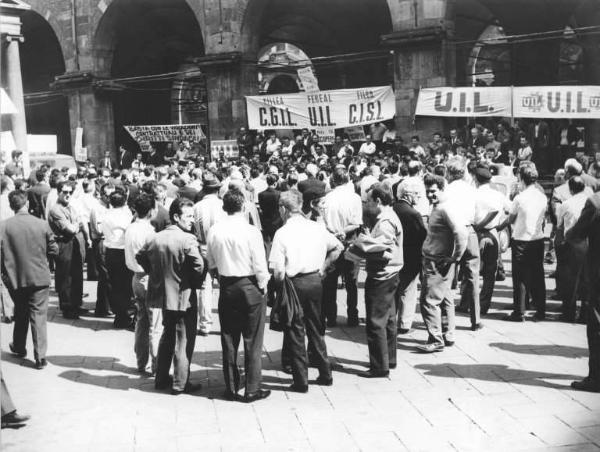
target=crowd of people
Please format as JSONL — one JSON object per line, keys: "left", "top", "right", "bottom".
{"left": 2, "top": 117, "right": 600, "bottom": 426}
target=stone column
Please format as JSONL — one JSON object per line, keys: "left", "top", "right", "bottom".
{"left": 197, "top": 52, "right": 258, "bottom": 140}
{"left": 3, "top": 34, "right": 29, "bottom": 173}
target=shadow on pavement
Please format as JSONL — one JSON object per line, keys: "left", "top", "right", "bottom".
{"left": 489, "top": 342, "right": 588, "bottom": 358}
{"left": 414, "top": 363, "right": 581, "bottom": 390}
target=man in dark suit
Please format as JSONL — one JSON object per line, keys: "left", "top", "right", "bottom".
{"left": 528, "top": 119, "right": 551, "bottom": 173}
{"left": 393, "top": 181, "right": 427, "bottom": 334}
{"left": 567, "top": 192, "right": 600, "bottom": 392}
{"left": 258, "top": 174, "right": 283, "bottom": 243}
{"left": 48, "top": 181, "right": 88, "bottom": 319}
{"left": 136, "top": 198, "right": 204, "bottom": 395}
{"left": 99, "top": 150, "right": 118, "bottom": 171}
{"left": 27, "top": 167, "right": 50, "bottom": 219}
{"left": 1, "top": 190, "right": 58, "bottom": 369}
{"left": 118, "top": 146, "right": 135, "bottom": 169}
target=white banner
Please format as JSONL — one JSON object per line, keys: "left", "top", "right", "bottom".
{"left": 124, "top": 124, "right": 205, "bottom": 144}
{"left": 513, "top": 85, "right": 600, "bottom": 118}
{"left": 416, "top": 87, "right": 512, "bottom": 117}
{"left": 246, "top": 86, "right": 396, "bottom": 130}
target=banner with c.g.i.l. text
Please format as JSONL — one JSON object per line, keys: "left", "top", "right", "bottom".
{"left": 513, "top": 86, "right": 600, "bottom": 118}
{"left": 245, "top": 86, "right": 396, "bottom": 130}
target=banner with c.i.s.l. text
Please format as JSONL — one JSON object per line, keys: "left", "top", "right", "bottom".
{"left": 245, "top": 86, "right": 396, "bottom": 130}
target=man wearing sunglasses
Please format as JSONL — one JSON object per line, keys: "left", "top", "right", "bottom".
{"left": 48, "top": 181, "right": 89, "bottom": 319}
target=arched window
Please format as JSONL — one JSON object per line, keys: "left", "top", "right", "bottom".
{"left": 467, "top": 24, "right": 511, "bottom": 87}
{"left": 257, "top": 43, "right": 312, "bottom": 94}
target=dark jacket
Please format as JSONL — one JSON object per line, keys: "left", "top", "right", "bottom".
{"left": 393, "top": 199, "right": 427, "bottom": 275}
{"left": 0, "top": 211, "right": 58, "bottom": 289}
{"left": 258, "top": 187, "right": 283, "bottom": 238}
{"left": 269, "top": 276, "right": 302, "bottom": 332}
{"left": 28, "top": 182, "right": 50, "bottom": 219}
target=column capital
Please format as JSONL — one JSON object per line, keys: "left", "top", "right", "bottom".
{"left": 190, "top": 52, "right": 242, "bottom": 70}
{"left": 1, "top": 33, "right": 23, "bottom": 43}
{"left": 381, "top": 26, "right": 449, "bottom": 48}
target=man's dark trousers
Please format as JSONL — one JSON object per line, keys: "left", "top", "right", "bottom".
{"left": 511, "top": 239, "right": 546, "bottom": 316}
{"left": 478, "top": 230, "right": 499, "bottom": 315}
{"left": 365, "top": 274, "right": 399, "bottom": 372}
{"left": 557, "top": 240, "right": 588, "bottom": 320}
{"left": 322, "top": 254, "right": 357, "bottom": 323}
{"left": 105, "top": 248, "right": 133, "bottom": 326}
{"left": 458, "top": 228, "right": 481, "bottom": 326}
{"left": 55, "top": 239, "right": 83, "bottom": 316}
{"left": 10, "top": 286, "right": 49, "bottom": 361}
{"left": 285, "top": 272, "right": 331, "bottom": 387}
{"left": 218, "top": 276, "right": 265, "bottom": 396}
{"left": 155, "top": 300, "right": 197, "bottom": 391}
{"left": 92, "top": 239, "right": 111, "bottom": 315}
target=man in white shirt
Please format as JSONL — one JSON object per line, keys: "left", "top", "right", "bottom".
{"left": 193, "top": 174, "right": 225, "bottom": 336}
{"left": 359, "top": 135, "right": 377, "bottom": 157}
{"left": 555, "top": 176, "right": 589, "bottom": 322}
{"left": 396, "top": 160, "right": 429, "bottom": 217}
{"left": 337, "top": 137, "right": 355, "bottom": 160}
{"left": 206, "top": 190, "right": 270, "bottom": 403}
{"left": 264, "top": 132, "right": 281, "bottom": 157}
{"left": 101, "top": 188, "right": 134, "bottom": 328}
{"left": 124, "top": 193, "right": 160, "bottom": 374}
{"left": 505, "top": 164, "right": 547, "bottom": 321}
{"left": 473, "top": 165, "right": 511, "bottom": 315}
{"left": 270, "top": 190, "right": 343, "bottom": 392}
{"left": 409, "top": 136, "right": 426, "bottom": 158}
{"left": 445, "top": 158, "right": 483, "bottom": 331}
{"left": 517, "top": 136, "right": 533, "bottom": 162}
{"left": 281, "top": 136, "right": 294, "bottom": 157}
{"left": 321, "top": 167, "right": 363, "bottom": 326}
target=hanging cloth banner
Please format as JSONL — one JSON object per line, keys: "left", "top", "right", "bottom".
{"left": 513, "top": 85, "right": 600, "bottom": 118}
{"left": 124, "top": 124, "right": 205, "bottom": 144}
{"left": 415, "top": 86, "right": 512, "bottom": 117}
{"left": 245, "top": 86, "right": 396, "bottom": 130}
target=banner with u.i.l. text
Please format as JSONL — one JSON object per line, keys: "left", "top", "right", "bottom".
{"left": 245, "top": 86, "right": 396, "bottom": 130}
{"left": 513, "top": 86, "right": 600, "bottom": 118}
{"left": 416, "top": 87, "right": 512, "bottom": 117}
{"left": 416, "top": 85, "right": 600, "bottom": 119}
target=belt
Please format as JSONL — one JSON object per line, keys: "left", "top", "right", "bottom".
{"left": 290, "top": 270, "right": 319, "bottom": 279}
{"left": 220, "top": 275, "right": 256, "bottom": 284}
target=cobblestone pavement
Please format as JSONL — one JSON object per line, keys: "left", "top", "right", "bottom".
{"left": 2, "top": 257, "right": 600, "bottom": 452}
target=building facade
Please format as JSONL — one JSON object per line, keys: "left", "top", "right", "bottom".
{"left": 2, "top": 0, "right": 600, "bottom": 163}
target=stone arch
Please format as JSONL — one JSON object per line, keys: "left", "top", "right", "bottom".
{"left": 92, "top": 0, "right": 205, "bottom": 150}
{"left": 240, "top": 0, "right": 393, "bottom": 90}
{"left": 18, "top": 9, "right": 71, "bottom": 154}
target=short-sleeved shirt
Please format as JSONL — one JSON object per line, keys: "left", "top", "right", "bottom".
{"left": 510, "top": 185, "right": 547, "bottom": 241}
{"left": 321, "top": 186, "right": 362, "bottom": 236}
{"left": 269, "top": 216, "right": 341, "bottom": 277}
{"left": 557, "top": 191, "right": 589, "bottom": 234}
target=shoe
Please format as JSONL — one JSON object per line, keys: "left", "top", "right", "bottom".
{"left": 502, "top": 313, "right": 524, "bottom": 322}
{"left": 35, "top": 359, "right": 47, "bottom": 370}
{"left": 417, "top": 343, "right": 444, "bottom": 353}
{"left": 82, "top": 293, "right": 90, "bottom": 298}
{"left": 444, "top": 339, "right": 455, "bottom": 347}
{"left": 243, "top": 389, "right": 271, "bottom": 403}
{"left": 155, "top": 375, "right": 173, "bottom": 390}
{"left": 397, "top": 328, "right": 411, "bottom": 335}
{"left": 288, "top": 383, "right": 309, "bottom": 393}
{"left": 171, "top": 382, "right": 202, "bottom": 395}
{"left": 326, "top": 319, "right": 337, "bottom": 328}
{"left": 9, "top": 343, "right": 26, "bottom": 358}
{"left": 471, "top": 322, "right": 484, "bottom": 331}
{"left": 63, "top": 311, "right": 79, "bottom": 320}
{"left": 346, "top": 317, "right": 359, "bottom": 327}
{"left": 282, "top": 365, "right": 292, "bottom": 374}
{"left": 359, "top": 369, "right": 389, "bottom": 378}
{"left": 77, "top": 307, "right": 90, "bottom": 315}
{"left": 495, "top": 273, "right": 506, "bottom": 281}
{"left": 531, "top": 312, "right": 546, "bottom": 321}
{"left": 389, "top": 363, "right": 397, "bottom": 369}
{"left": 94, "top": 311, "right": 113, "bottom": 318}
{"left": 197, "top": 330, "right": 209, "bottom": 336}
{"left": 223, "top": 391, "right": 241, "bottom": 401}
{"left": 559, "top": 314, "right": 576, "bottom": 323}
{"left": 315, "top": 376, "right": 333, "bottom": 386}
{"left": 1, "top": 411, "right": 30, "bottom": 428}
{"left": 570, "top": 378, "right": 600, "bottom": 393}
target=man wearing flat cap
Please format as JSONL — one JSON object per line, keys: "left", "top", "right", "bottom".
{"left": 473, "top": 164, "right": 511, "bottom": 315}
{"left": 193, "top": 172, "right": 225, "bottom": 336}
